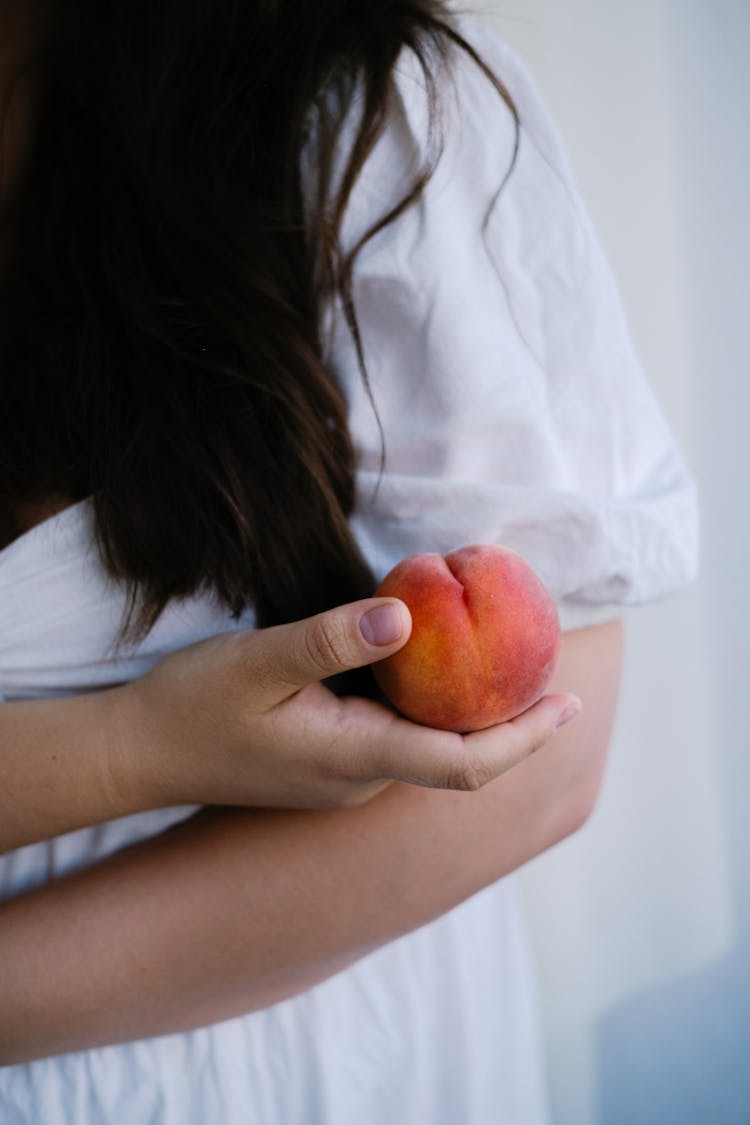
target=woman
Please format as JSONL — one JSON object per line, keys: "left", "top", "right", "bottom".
{"left": 0, "top": 1, "right": 697, "bottom": 1121}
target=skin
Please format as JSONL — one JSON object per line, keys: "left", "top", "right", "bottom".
{"left": 0, "top": 616, "right": 622, "bottom": 1063}
{"left": 0, "top": 595, "right": 583, "bottom": 852}
{"left": 0, "top": 0, "right": 621, "bottom": 1070}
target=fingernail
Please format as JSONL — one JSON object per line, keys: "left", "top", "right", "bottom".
{"left": 360, "top": 604, "right": 404, "bottom": 646}
{"left": 556, "top": 700, "right": 582, "bottom": 729}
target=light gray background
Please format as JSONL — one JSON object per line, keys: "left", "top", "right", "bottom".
{"left": 451, "top": 3, "right": 750, "bottom": 1122}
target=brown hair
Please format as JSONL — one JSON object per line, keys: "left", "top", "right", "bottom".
{"left": 0, "top": 1, "right": 517, "bottom": 639}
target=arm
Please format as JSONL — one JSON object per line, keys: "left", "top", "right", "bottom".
{"left": 0, "top": 596, "right": 577, "bottom": 853}
{"left": 0, "top": 686, "right": 145, "bottom": 854}
{"left": 0, "top": 596, "right": 446, "bottom": 851}
{"left": 0, "top": 618, "right": 622, "bottom": 1064}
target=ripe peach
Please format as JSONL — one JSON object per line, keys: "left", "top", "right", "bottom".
{"left": 373, "top": 544, "right": 560, "bottom": 732}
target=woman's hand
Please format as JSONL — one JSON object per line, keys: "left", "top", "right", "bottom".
{"left": 119, "top": 597, "right": 582, "bottom": 812}
{"left": 0, "top": 596, "right": 581, "bottom": 852}
{"left": 1, "top": 622, "right": 615, "bottom": 1064}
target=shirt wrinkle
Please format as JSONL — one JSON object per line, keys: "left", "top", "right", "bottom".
{"left": 0, "top": 14, "right": 696, "bottom": 1124}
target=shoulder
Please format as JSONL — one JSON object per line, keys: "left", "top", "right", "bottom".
{"left": 436, "top": 15, "right": 577, "bottom": 179}
{"left": 301, "top": 15, "right": 580, "bottom": 262}
{"left": 331, "top": 14, "right": 584, "bottom": 277}
{"left": 325, "top": 20, "right": 698, "bottom": 620}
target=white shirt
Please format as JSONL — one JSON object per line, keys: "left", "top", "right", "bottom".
{"left": 0, "top": 17, "right": 697, "bottom": 1124}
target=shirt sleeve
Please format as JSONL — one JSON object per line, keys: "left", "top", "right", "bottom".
{"left": 323, "top": 17, "right": 699, "bottom": 631}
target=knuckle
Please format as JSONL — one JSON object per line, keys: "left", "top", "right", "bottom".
{"left": 303, "top": 617, "right": 352, "bottom": 676}
{"left": 446, "top": 758, "right": 488, "bottom": 793}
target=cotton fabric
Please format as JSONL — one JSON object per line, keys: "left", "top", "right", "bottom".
{"left": 0, "top": 17, "right": 697, "bottom": 1124}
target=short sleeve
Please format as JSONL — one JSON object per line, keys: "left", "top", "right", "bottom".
{"left": 322, "top": 17, "right": 699, "bottom": 631}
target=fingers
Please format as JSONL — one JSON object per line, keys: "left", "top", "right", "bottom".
{"left": 356, "top": 693, "right": 582, "bottom": 792}
{"left": 253, "top": 598, "right": 412, "bottom": 702}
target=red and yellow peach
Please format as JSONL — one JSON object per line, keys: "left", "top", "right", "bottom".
{"left": 373, "top": 544, "right": 560, "bottom": 732}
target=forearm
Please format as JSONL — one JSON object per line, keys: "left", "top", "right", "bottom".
{"left": 0, "top": 687, "right": 152, "bottom": 853}
{"left": 0, "top": 619, "right": 622, "bottom": 1064}
{"left": 0, "top": 771, "right": 567, "bottom": 1065}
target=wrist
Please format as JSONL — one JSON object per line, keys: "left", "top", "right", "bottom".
{"left": 104, "top": 680, "right": 176, "bottom": 816}
{"left": 0, "top": 684, "right": 168, "bottom": 853}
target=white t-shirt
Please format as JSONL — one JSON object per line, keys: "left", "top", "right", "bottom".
{"left": 0, "top": 17, "right": 697, "bottom": 1125}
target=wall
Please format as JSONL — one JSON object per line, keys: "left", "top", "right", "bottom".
{"left": 451, "top": 3, "right": 750, "bottom": 1122}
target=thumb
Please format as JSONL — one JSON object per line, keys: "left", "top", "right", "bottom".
{"left": 262, "top": 597, "right": 412, "bottom": 698}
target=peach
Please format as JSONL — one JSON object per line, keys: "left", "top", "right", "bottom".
{"left": 373, "top": 544, "right": 560, "bottom": 732}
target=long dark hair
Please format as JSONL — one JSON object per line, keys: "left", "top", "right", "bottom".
{"left": 0, "top": 1, "right": 517, "bottom": 639}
